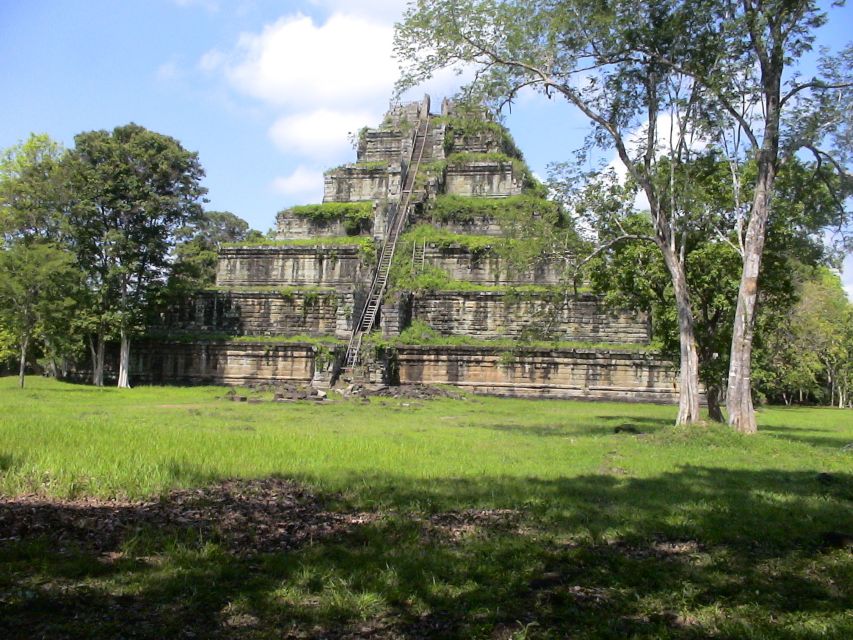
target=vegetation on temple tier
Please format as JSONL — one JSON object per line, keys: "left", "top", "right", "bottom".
{"left": 368, "top": 320, "right": 646, "bottom": 352}
{"left": 1, "top": 376, "right": 851, "bottom": 639}
{"left": 221, "top": 235, "right": 378, "bottom": 265}
{"left": 142, "top": 331, "right": 344, "bottom": 347}
{"left": 285, "top": 201, "right": 374, "bottom": 235}
{"left": 428, "top": 193, "right": 561, "bottom": 225}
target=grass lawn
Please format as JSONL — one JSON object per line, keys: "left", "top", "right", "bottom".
{"left": 1, "top": 376, "right": 851, "bottom": 639}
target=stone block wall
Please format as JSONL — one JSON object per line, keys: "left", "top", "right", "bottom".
{"left": 394, "top": 345, "right": 678, "bottom": 403}
{"left": 358, "top": 130, "right": 405, "bottom": 163}
{"left": 323, "top": 165, "right": 401, "bottom": 202}
{"left": 275, "top": 214, "right": 369, "bottom": 240}
{"left": 411, "top": 291, "right": 649, "bottom": 343}
{"left": 161, "top": 290, "right": 354, "bottom": 339}
{"left": 423, "top": 246, "right": 562, "bottom": 285}
{"left": 444, "top": 161, "right": 523, "bottom": 198}
{"left": 131, "top": 341, "right": 318, "bottom": 385}
{"left": 216, "top": 245, "right": 369, "bottom": 289}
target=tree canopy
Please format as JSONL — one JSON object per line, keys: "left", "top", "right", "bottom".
{"left": 395, "top": 0, "right": 851, "bottom": 428}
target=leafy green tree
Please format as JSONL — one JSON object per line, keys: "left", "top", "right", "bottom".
{"left": 0, "top": 134, "right": 67, "bottom": 243}
{"left": 588, "top": 154, "right": 842, "bottom": 417}
{"left": 397, "top": 0, "right": 716, "bottom": 424}
{"left": 170, "top": 210, "right": 256, "bottom": 291}
{"left": 396, "top": 0, "right": 850, "bottom": 430}
{"left": 646, "top": 2, "right": 852, "bottom": 431}
{"left": 0, "top": 134, "right": 85, "bottom": 384}
{"left": 65, "top": 124, "right": 206, "bottom": 388}
{"left": 0, "top": 242, "right": 80, "bottom": 387}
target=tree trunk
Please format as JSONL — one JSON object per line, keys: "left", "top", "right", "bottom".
{"left": 725, "top": 236, "right": 764, "bottom": 432}
{"left": 726, "top": 143, "right": 779, "bottom": 433}
{"left": 706, "top": 385, "right": 724, "bottom": 422}
{"left": 18, "top": 334, "right": 29, "bottom": 389}
{"left": 726, "top": 50, "right": 784, "bottom": 433}
{"left": 90, "top": 334, "right": 105, "bottom": 387}
{"left": 661, "top": 246, "right": 702, "bottom": 425}
{"left": 117, "top": 328, "right": 131, "bottom": 389}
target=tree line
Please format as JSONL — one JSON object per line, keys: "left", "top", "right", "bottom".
{"left": 0, "top": 125, "right": 260, "bottom": 388}
{"left": 395, "top": 0, "right": 852, "bottom": 429}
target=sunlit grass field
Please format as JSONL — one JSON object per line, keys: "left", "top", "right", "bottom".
{"left": 1, "top": 376, "right": 851, "bottom": 639}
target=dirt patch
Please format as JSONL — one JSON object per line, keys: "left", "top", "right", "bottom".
{"left": 0, "top": 478, "right": 375, "bottom": 555}
{"left": 418, "top": 508, "right": 521, "bottom": 542}
{"left": 341, "top": 383, "right": 466, "bottom": 401}
{"left": 607, "top": 537, "right": 705, "bottom": 561}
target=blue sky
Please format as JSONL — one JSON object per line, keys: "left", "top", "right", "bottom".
{"left": 1, "top": 0, "right": 850, "bottom": 294}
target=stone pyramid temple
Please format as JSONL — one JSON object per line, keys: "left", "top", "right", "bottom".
{"left": 139, "top": 96, "right": 679, "bottom": 402}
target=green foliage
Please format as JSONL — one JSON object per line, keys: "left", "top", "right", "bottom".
{"left": 167, "top": 211, "right": 257, "bottom": 295}
{"left": 588, "top": 153, "right": 847, "bottom": 410}
{"left": 376, "top": 320, "right": 647, "bottom": 352}
{"left": 0, "top": 325, "right": 16, "bottom": 370}
{"left": 64, "top": 123, "right": 207, "bottom": 385}
{"left": 0, "top": 133, "right": 66, "bottom": 244}
{"left": 0, "top": 242, "right": 82, "bottom": 386}
{"left": 389, "top": 225, "right": 498, "bottom": 292}
{"left": 283, "top": 202, "right": 373, "bottom": 235}
{"left": 754, "top": 268, "right": 853, "bottom": 407}
{"left": 401, "top": 224, "right": 496, "bottom": 253}
{"left": 288, "top": 202, "right": 373, "bottom": 222}
{"left": 428, "top": 194, "right": 561, "bottom": 225}
{"left": 436, "top": 112, "right": 524, "bottom": 158}
{"left": 325, "top": 162, "right": 390, "bottom": 174}
{"left": 142, "top": 331, "right": 344, "bottom": 347}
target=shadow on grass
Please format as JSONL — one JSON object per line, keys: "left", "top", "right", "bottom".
{"left": 1, "top": 466, "right": 851, "bottom": 639}
{"left": 761, "top": 424, "right": 853, "bottom": 451}
{"left": 475, "top": 415, "right": 674, "bottom": 439}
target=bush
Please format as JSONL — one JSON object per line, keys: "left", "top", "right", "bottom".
{"left": 284, "top": 202, "right": 373, "bottom": 235}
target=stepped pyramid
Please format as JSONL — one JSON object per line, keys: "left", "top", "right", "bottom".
{"left": 138, "top": 96, "right": 679, "bottom": 402}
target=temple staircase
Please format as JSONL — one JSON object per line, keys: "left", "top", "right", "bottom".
{"left": 342, "top": 113, "right": 430, "bottom": 372}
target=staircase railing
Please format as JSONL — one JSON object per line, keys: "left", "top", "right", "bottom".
{"left": 342, "top": 114, "right": 430, "bottom": 371}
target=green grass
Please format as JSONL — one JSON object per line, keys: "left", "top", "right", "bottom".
{"left": 1, "top": 377, "right": 851, "bottom": 638}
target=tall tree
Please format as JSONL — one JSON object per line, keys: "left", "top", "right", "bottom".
{"left": 65, "top": 124, "right": 206, "bottom": 388}
{"left": 396, "top": 0, "right": 714, "bottom": 424}
{"left": 0, "top": 134, "right": 82, "bottom": 385}
{"left": 396, "top": 0, "right": 850, "bottom": 430}
{"left": 0, "top": 134, "right": 67, "bottom": 244}
{"left": 670, "top": 2, "right": 853, "bottom": 432}
{"left": 587, "top": 152, "right": 843, "bottom": 418}
{"left": 0, "top": 242, "right": 80, "bottom": 388}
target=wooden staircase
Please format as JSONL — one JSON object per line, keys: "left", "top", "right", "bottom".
{"left": 411, "top": 239, "right": 426, "bottom": 272}
{"left": 342, "top": 114, "right": 430, "bottom": 372}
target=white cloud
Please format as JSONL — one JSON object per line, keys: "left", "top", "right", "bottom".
{"left": 271, "top": 166, "right": 324, "bottom": 199}
{"left": 222, "top": 13, "right": 399, "bottom": 109}
{"left": 199, "top": 49, "right": 226, "bottom": 73}
{"left": 269, "top": 108, "right": 378, "bottom": 159}
{"left": 308, "top": 0, "right": 408, "bottom": 21}
{"left": 155, "top": 60, "right": 182, "bottom": 82}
